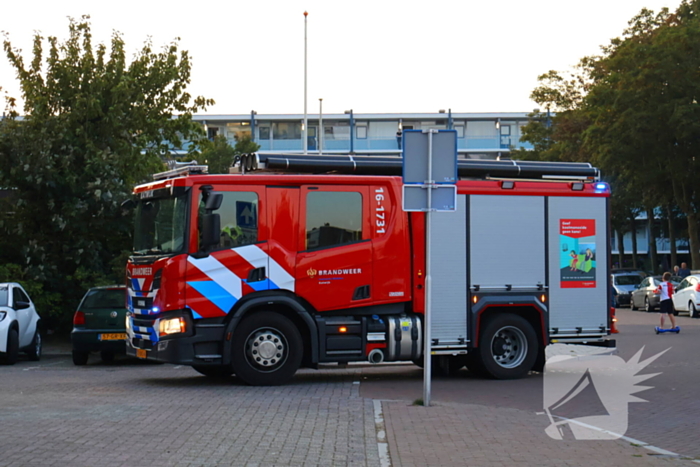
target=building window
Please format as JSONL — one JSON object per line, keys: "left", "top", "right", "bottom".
{"left": 305, "top": 191, "right": 362, "bottom": 250}
{"left": 356, "top": 125, "right": 367, "bottom": 139}
{"left": 272, "top": 122, "right": 302, "bottom": 140}
{"left": 199, "top": 191, "right": 258, "bottom": 250}
{"left": 259, "top": 127, "right": 270, "bottom": 140}
{"left": 454, "top": 125, "right": 465, "bottom": 138}
{"left": 324, "top": 126, "right": 334, "bottom": 140}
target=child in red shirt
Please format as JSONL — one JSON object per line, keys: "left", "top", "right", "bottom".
{"left": 654, "top": 272, "right": 678, "bottom": 331}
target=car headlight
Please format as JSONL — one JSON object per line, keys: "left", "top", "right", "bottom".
{"left": 159, "top": 317, "right": 186, "bottom": 337}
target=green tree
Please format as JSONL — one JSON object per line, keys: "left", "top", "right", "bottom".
{"left": 198, "top": 135, "right": 237, "bottom": 174}
{"left": 233, "top": 134, "right": 261, "bottom": 155}
{"left": 0, "top": 17, "right": 213, "bottom": 324}
{"left": 195, "top": 134, "right": 261, "bottom": 174}
{"left": 519, "top": 3, "right": 700, "bottom": 269}
{"left": 582, "top": 2, "right": 700, "bottom": 268}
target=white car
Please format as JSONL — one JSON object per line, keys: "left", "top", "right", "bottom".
{"left": 0, "top": 282, "right": 42, "bottom": 364}
{"left": 671, "top": 274, "right": 700, "bottom": 318}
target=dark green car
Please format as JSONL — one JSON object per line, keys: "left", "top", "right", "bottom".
{"left": 71, "top": 286, "right": 127, "bottom": 365}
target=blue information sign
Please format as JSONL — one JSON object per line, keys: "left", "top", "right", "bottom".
{"left": 236, "top": 201, "right": 257, "bottom": 229}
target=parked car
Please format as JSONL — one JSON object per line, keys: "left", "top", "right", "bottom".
{"left": 631, "top": 275, "right": 682, "bottom": 312}
{"left": 0, "top": 282, "right": 41, "bottom": 364}
{"left": 671, "top": 274, "right": 700, "bottom": 318}
{"left": 611, "top": 268, "right": 648, "bottom": 278}
{"left": 611, "top": 272, "right": 643, "bottom": 307}
{"left": 71, "top": 285, "right": 127, "bottom": 365}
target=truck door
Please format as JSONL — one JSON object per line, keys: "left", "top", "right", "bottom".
{"left": 296, "top": 185, "right": 373, "bottom": 312}
{"left": 548, "top": 197, "right": 608, "bottom": 334}
{"left": 185, "top": 186, "right": 269, "bottom": 319}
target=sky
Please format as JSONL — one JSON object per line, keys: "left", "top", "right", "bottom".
{"left": 0, "top": 0, "right": 684, "bottom": 116}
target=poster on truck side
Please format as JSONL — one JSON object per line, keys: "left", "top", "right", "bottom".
{"left": 560, "top": 219, "right": 596, "bottom": 288}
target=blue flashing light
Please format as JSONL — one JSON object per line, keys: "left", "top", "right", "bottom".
{"left": 595, "top": 183, "right": 607, "bottom": 191}
{"left": 151, "top": 307, "right": 160, "bottom": 313}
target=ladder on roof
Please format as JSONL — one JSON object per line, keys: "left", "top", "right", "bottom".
{"left": 232, "top": 153, "right": 600, "bottom": 182}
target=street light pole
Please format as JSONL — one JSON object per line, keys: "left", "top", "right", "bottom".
{"left": 303, "top": 11, "right": 308, "bottom": 155}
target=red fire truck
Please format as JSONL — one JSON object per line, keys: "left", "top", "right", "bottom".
{"left": 125, "top": 154, "right": 614, "bottom": 385}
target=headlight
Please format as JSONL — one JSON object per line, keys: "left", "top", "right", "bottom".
{"left": 159, "top": 317, "right": 185, "bottom": 336}
{"left": 0, "top": 311, "right": 6, "bottom": 322}
{"left": 125, "top": 313, "right": 132, "bottom": 332}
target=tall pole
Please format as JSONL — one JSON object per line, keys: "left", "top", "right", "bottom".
{"left": 303, "top": 11, "right": 308, "bottom": 155}
{"left": 319, "top": 98, "right": 323, "bottom": 155}
{"left": 423, "top": 129, "right": 434, "bottom": 407}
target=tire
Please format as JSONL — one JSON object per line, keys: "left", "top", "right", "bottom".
{"left": 100, "top": 351, "right": 115, "bottom": 363}
{"left": 631, "top": 298, "right": 638, "bottom": 311}
{"left": 231, "top": 312, "right": 302, "bottom": 386}
{"left": 645, "top": 297, "right": 654, "bottom": 312}
{"left": 26, "top": 329, "right": 42, "bottom": 361}
{"left": 477, "top": 314, "right": 538, "bottom": 380}
{"left": 192, "top": 364, "right": 234, "bottom": 378}
{"left": 1, "top": 328, "right": 20, "bottom": 365}
{"left": 72, "top": 350, "right": 89, "bottom": 366}
{"left": 689, "top": 302, "right": 697, "bottom": 319}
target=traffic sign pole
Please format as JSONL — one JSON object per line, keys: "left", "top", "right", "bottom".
{"left": 424, "top": 130, "right": 434, "bottom": 407}
{"left": 400, "top": 128, "right": 457, "bottom": 409}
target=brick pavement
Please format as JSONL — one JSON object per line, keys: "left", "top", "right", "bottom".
{"left": 0, "top": 345, "right": 380, "bottom": 467}
{"left": 366, "top": 310, "right": 700, "bottom": 466}
{"left": 3, "top": 319, "right": 698, "bottom": 467}
{"left": 381, "top": 400, "right": 695, "bottom": 467}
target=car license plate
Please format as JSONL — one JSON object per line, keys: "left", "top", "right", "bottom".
{"left": 136, "top": 349, "right": 147, "bottom": 359}
{"left": 99, "top": 333, "right": 126, "bottom": 341}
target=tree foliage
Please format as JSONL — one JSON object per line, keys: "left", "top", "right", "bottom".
{"left": 197, "top": 134, "right": 261, "bottom": 174}
{"left": 517, "top": 1, "right": 700, "bottom": 270}
{"left": 0, "top": 17, "right": 213, "bottom": 326}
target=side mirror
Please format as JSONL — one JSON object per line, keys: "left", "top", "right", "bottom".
{"left": 201, "top": 213, "right": 221, "bottom": 250}
{"left": 205, "top": 193, "right": 223, "bottom": 211}
{"left": 15, "top": 301, "right": 31, "bottom": 310}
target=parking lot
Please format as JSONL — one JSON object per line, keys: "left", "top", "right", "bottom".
{"left": 1, "top": 309, "right": 698, "bottom": 466}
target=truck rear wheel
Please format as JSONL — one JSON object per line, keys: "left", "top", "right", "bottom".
{"left": 478, "top": 313, "right": 537, "bottom": 379}
{"left": 231, "top": 312, "right": 302, "bottom": 386}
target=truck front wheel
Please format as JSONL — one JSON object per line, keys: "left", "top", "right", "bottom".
{"left": 231, "top": 312, "right": 303, "bottom": 386}
{"left": 478, "top": 313, "right": 537, "bottom": 379}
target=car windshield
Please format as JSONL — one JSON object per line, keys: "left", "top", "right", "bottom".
{"left": 0, "top": 287, "right": 7, "bottom": 306}
{"left": 81, "top": 289, "right": 125, "bottom": 309}
{"left": 132, "top": 190, "right": 188, "bottom": 256}
{"left": 615, "top": 275, "right": 642, "bottom": 286}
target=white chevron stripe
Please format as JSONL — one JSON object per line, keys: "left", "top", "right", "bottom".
{"left": 269, "top": 256, "right": 295, "bottom": 291}
{"left": 235, "top": 244, "right": 268, "bottom": 269}
{"left": 187, "top": 254, "right": 243, "bottom": 299}
{"left": 235, "top": 245, "right": 295, "bottom": 292}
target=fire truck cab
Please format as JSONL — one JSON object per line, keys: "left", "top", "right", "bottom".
{"left": 125, "top": 155, "right": 613, "bottom": 385}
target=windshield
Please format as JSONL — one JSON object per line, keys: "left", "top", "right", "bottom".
{"left": 81, "top": 289, "right": 126, "bottom": 309}
{"left": 614, "top": 275, "right": 642, "bottom": 286}
{"left": 133, "top": 190, "right": 188, "bottom": 256}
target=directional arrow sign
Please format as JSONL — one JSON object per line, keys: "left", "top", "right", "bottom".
{"left": 236, "top": 201, "right": 257, "bottom": 229}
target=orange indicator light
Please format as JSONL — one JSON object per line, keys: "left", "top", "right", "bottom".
{"left": 472, "top": 295, "right": 478, "bottom": 304}
{"left": 339, "top": 326, "right": 347, "bottom": 333}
